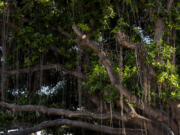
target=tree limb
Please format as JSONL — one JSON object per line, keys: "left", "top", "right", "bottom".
{"left": 0, "top": 123, "right": 33, "bottom": 131}
{"left": 0, "top": 102, "right": 133, "bottom": 121}
{"left": 4, "top": 64, "right": 85, "bottom": 80}
{"left": 0, "top": 119, "right": 145, "bottom": 135}
{"left": 57, "top": 26, "right": 72, "bottom": 38}
{"left": 50, "top": 46, "right": 68, "bottom": 57}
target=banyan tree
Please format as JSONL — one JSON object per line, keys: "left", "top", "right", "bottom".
{"left": 0, "top": 0, "right": 180, "bottom": 135}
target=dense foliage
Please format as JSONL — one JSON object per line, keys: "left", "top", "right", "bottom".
{"left": 0, "top": 0, "right": 180, "bottom": 135}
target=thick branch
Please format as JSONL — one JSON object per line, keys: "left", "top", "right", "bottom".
{"left": 5, "top": 64, "right": 85, "bottom": 79}
{"left": 50, "top": 46, "right": 68, "bottom": 57}
{"left": 0, "top": 119, "right": 145, "bottom": 135}
{"left": 0, "top": 123, "right": 33, "bottom": 131}
{"left": 116, "top": 32, "right": 136, "bottom": 49}
{"left": 57, "top": 26, "right": 72, "bottom": 38}
{"left": 73, "top": 26, "right": 119, "bottom": 85}
{"left": 0, "top": 102, "right": 133, "bottom": 121}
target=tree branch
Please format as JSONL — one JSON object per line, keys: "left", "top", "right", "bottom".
{"left": 0, "top": 123, "right": 33, "bottom": 131}
{"left": 0, "top": 102, "right": 133, "bottom": 121}
{"left": 0, "top": 119, "right": 145, "bottom": 135}
{"left": 73, "top": 26, "right": 119, "bottom": 85}
{"left": 50, "top": 46, "right": 69, "bottom": 57}
{"left": 4, "top": 64, "right": 85, "bottom": 80}
{"left": 57, "top": 26, "right": 72, "bottom": 39}
{"left": 116, "top": 32, "right": 136, "bottom": 49}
